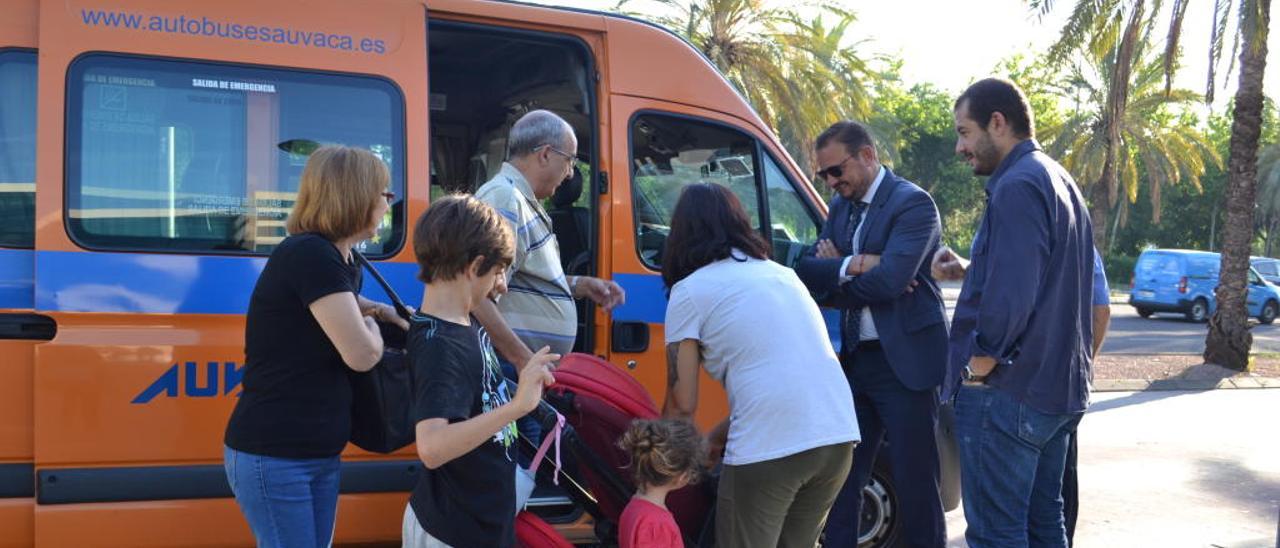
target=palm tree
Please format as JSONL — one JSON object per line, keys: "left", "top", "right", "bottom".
{"left": 771, "top": 11, "right": 887, "bottom": 170}
{"left": 1205, "top": 0, "right": 1270, "bottom": 370}
{"left": 1041, "top": 46, "right": 1221, "bottom": 253}
{"left": 1031, "top": 0, "right": 1151, "bottom": 252}
{"left": 615, "top": 0, "right": 885, "bottom": 173}
{"left": 1032, "top": 0, "right": 1272, "bottom": 370}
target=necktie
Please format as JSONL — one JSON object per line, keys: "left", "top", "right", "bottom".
{"left": 842, "top": 200, "right": 869, "bottom": 355}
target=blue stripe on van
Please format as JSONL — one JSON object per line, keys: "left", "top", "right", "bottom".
{"left": 0, "top": 248, "right": 35, "bottom": 310}
{"left": 33, "top": 251, "right": 422, "bottom": 314}
{"left": 611, "top": 273, "right": 668, "bottom": 324}
{"left": 608, "top": 272, "right": 844, "bottom": 351}
{"left": 822, "top": 307, "right": 842, "bottom": 354}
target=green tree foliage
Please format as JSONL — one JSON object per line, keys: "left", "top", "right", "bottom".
{"left": 615, "top": 0, "right": 888, "bottom": 172}
{"left": 873, "top": 81, "right": 985, "bottom": 252}
{"left": 1041, "top": 47, "right": 1220, "bottom": 239}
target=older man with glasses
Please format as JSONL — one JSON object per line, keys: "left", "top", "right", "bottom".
{"left": 471, "top": 109, "right": 625, "bottom": 510}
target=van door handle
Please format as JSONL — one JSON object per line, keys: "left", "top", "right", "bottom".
{"left": 0, "top": 314, "right": 56, "bottom": 341}
{"left": 611, "top": 321, "right": 649, "bottom": 353}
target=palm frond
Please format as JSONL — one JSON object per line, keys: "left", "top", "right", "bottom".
{"left": 1164, "top": 0, "right": 1190, "bottom": 94}
{"left": 1047, "top": 0, "right": 1114, "bottom": 64}
{"left": 1206, "top": 0, "right": 1234, "bottom": 102}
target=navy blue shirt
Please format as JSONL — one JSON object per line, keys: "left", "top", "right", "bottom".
{"left": 945, "top": 140, "right": 1095, "bottom": 414}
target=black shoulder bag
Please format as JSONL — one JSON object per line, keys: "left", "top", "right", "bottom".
{"left": 348, "top": 251, "right": 417, "bottom": 454}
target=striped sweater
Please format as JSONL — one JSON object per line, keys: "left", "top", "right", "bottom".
{"left": 474, "top": 163, "right": 577, "bottom": 355}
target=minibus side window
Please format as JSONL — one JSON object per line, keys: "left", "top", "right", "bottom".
{"left": 0, "top": 51, "right": 37, "bottom": 249}
{"left": 630, "top": 113, "right": 761, "bottom": 269}
{"left": 65, "top": 54, "right": 405, "bottom": 256}
{"left": 761, "top": 153, "right": 819, "bottom": 267}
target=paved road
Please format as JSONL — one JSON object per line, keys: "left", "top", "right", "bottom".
{"left": 939, "top": 282, "right": 1280, "bottom": 354}
{"left": 1100, "top": 304, "right": 1280, "bottom": 354}
{"left": 944, "top": 389, "right": 1280, "bottom": 547}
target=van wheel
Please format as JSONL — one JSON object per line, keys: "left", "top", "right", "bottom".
{"left": 1260, "top": 301, "right": 1278, "bottom": 325}
{"left": 1186, "top": 298, "right": 1209, "bottom": 322}
{"left": 1136, "top": 307, "right": 1153, "bottom": 318}
{"left": 858, "top": 468, "right": 900, "bottom": 547}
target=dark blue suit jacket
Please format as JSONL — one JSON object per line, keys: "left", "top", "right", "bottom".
{"left": 797, "top": 167, "right": 948, "bottom": 391}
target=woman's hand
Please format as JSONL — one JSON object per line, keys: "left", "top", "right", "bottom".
{"left": 706, "top": 418, "right": 730, "bottom": 468}
{"left": 376, "top": 303, "right": 410, "bottom": 331}
{"left": 358, "top": 297, "right": 409, "bottom": 331}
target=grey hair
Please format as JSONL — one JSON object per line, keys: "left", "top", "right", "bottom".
{"left": 507, "top": 110, "right": 574, "bottom": 159}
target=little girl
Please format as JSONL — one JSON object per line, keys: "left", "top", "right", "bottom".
{"left": 617, "top": 419, "right": 706, "bottom": 548}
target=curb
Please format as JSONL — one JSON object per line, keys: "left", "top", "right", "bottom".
{"left": 1093, "top": 376, "right": 1280, "bottom": 392}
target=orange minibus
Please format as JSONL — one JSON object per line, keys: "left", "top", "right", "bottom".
{"left": 0, "top": 0, "right": 956, "bottom": 545}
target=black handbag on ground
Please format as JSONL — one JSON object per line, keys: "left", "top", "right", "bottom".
{"left": 348, "top": 251, "right": 417, "bottom": 454}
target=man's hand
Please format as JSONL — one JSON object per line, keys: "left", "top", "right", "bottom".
{"left": 932, "top": 247, "right": 968, "bottom": 281}
{"left": 575, "top": 277, "right": 626, "bottom": 310}
{"left": 968, "top": 355, "right": 998, "bottom": 377}
{"left": 815, "top": 239, "right": 841, "bottom": 259}
{"left": 842, "top": 254, "right": 882, "bottom": 276}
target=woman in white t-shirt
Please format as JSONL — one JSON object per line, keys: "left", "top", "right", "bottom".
{"left": 660, "top": 182, "right": 860, "bottom": 548}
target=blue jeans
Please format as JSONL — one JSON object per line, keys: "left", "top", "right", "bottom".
{"left": 953, "top": 385, "right": 1083, "bottom": 548}
{"left": 224, "top": 446, "right": 342, "bottom": 548}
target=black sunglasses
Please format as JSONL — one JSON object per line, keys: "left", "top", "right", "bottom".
{"left": 816, "top": 155, "right": 855, "bottom": 180}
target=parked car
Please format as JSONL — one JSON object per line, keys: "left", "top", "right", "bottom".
{"left": 1130, "top": 249, "right": 1280, "bottom": 324}
{"left": 1251, "top": 256, "right": 1280, "bottom": 284}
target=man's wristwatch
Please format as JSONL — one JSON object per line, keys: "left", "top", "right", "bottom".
{"left": 962, "top": 364, "right": 989, "bottom": 384}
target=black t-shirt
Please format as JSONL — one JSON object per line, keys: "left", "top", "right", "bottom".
{"left": 224, "top": 233, "right": 362, "bottom": 458}
{"left": 408, "top": 314, "right": 517, "bottom": 548}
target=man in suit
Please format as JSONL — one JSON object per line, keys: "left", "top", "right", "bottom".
{"left": 797, "top": 121, "right": 948, "bottom": 547}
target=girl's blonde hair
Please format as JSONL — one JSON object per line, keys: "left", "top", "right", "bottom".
{"left": 286, "top": 145, "right": 389, "bottom": 241}
{"left": 618, "top": 419, "right": 706, "bottom": 489}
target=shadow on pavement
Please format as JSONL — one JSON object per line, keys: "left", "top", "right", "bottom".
{"left": 1192, "top": 457, "right": 1280, "bottom": 547}
{"left": 1086, "top": 389, "right": 1211, "bottom": 414}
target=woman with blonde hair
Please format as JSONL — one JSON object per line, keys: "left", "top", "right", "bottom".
{"left": 224, "top": 145, "right": 406, "bottom": 548}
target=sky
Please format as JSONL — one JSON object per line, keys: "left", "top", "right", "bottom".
{"left": 526, "top": 0, "right": 1280, "bottom": 112}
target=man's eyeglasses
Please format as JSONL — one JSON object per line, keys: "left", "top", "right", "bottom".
{"left": 816, "top": 155, "right": 855, "bottom": 180}
{"left": 541, "top": 144, "right": 576, "bottom": 162}
{"left": 381, "top": 191, "right": 396, "bottom": 204}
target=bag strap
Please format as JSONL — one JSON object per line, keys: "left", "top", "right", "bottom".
{"left": 353, "top": 250, "right": 413, "bottom": 321}
{"left": 527, "top": 410, "right": 566, "bottom": 485}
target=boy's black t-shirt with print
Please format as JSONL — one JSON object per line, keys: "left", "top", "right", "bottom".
{"left": 408, "top": 314, "right": 518, "bottom": 548}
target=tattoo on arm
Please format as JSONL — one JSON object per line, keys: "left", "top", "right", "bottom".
{"left": 666, "top": 343, "right": 680, "bottom": 387}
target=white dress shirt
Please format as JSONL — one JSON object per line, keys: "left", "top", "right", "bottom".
{"left": 838, "top": 166, "right": 886, "bottom": 342}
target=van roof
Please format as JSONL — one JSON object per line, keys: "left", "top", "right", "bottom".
{"left": 1140, "top": 248, "right": 1219, "bottom": 257}
{"left": 465, "top": 0, "right": 781, "bottom": 146}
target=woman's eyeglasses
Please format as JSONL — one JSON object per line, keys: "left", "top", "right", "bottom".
{"left": 381, "top": 191, "right": 396, "bottom": 204}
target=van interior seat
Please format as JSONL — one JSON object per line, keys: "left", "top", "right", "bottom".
{"left": 549, "top": 167, "right": 589, "bottom": 276}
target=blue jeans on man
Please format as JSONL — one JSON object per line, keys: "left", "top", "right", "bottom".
{"left": 224, "top": 445, "right": 341, "bottom": 548}
{"left": 954, "top": 385, "right": 1083, "bottom": 548}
